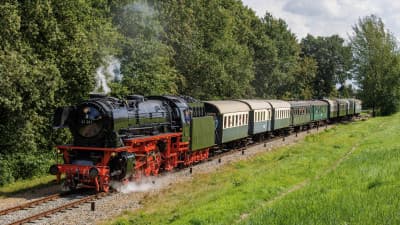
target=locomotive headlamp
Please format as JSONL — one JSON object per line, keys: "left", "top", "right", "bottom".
{"left": 89, "top": 167, "right": 99, "bottom": 178}
{"left": 111, "top": 152, "right": 117, "bottom": 157}
{"left": 49, "top": 165, "right": 59, "bottom": 175}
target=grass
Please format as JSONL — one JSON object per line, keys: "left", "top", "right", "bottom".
{"left": 107, "top": 113, "right": 399, "bottom": 225}
{"left": 0, "top": 175, "right": 56, "bottom": 198}
{"left": 241, "top": 115, "right": 400, "bottom": 225}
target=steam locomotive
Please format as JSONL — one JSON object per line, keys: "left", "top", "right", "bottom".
{"left": 50, "top": 94, "right": 361, "bottom": 192}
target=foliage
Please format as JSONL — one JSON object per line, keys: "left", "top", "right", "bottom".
{"left": 0, "top": 1, "right": 119, "bottom": 184}
{"left": 159, "top": 0, "right": 256, "bottom": 99}
{"left": 111, "top": 0, "right": 180, "bottom": 96}
{"left": 350, "top": 15, "right": 400, "bottom": 116}
{"left": 301, "top": 34, "right": 352, "bottom": 98}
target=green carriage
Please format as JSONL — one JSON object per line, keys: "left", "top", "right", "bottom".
{"left": 321, "top": 99, "right": 338, "bottom": 119}
{"left": 265, "top": 100, "right": 291, "bottom": 130}
{"left": 237, "top": 100, "right": 272, "bottom": 135}
{"left": 336, "top": 99, "right": 349, "bottom": 117}
{"left": 289, "top": 101, "right": 312, "bottom": 126}
{"left": 204, "top": 101, "right": 250, "bottom": 144}
{"left": 311, "top": 100, "right": 328, "bottom": 121}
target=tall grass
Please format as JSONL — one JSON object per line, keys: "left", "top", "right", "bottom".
{"left": 110, "top": 114, "right": 397, "bottom": 225}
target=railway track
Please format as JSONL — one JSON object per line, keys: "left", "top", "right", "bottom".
{"left": 0, "top": 193, "right": 63, "bottom": 216}
{"left": 0, "top": 192, "right": 108, "bottom": 225}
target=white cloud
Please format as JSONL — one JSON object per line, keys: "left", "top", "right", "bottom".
{"left": 242, "top": 0, "right": 400, "bottom": 41}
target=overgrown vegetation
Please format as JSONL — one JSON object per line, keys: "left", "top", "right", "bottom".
{"left": 0, "top": 0, "right": 399, "bottom": 186}
{"left": 109, "top": 114, "right": 400, "bottom": 225}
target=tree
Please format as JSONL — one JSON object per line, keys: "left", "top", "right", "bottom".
{"left": 301, "top": 35, "right": 352, "bottom": 98}
{"left": 258, "top": 13, "right": 301, "bottom": 98}
{"left": 159, "top": 0, "right": 255, "bottom": 99}
{"left": 350, "top": 15, "right": 400, "bottom": 116}
{"left": 111, "top": 0, "right": 180, "bottom": 96}
{"left": 291, "top": 57, "right": 317, "bottom": 99}
{"left": 0, "top": 0, "right": 121, "bottom": 184}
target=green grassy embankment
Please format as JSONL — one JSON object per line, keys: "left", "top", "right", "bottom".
{"left": 0, "top": 175, "right": 55, "bottom": 198}
{"left": 111, "top": 114, "right": 400, "bottom": 225}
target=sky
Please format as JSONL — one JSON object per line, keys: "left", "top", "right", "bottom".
{"left": 241, "top": 0, "right": 400, "bottom": 41}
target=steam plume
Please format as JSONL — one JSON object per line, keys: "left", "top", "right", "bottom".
{"left": 93, "top": 56, "right": 122, "bottom": 94}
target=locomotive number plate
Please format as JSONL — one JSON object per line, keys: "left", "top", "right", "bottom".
{"left": 80, "top": 119, "right": 93, "bottom": 125}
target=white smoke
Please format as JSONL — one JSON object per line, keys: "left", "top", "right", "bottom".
{"left": 124, "top": 2, "right": 155, "bottom": 17}
{"left": 93, "top": 56, "right": 122, "bottom": 94}
{"left": 110, "top": 178, "right": 157, "bottom": 194}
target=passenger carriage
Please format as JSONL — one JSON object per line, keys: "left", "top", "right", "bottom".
{"left": 265, "top": 100, "right": 291, "bottom": 131}
{"left": 311, "top": 100, "right": 329, "bottom": 121}
{"left": 236, "top": 100, "right": 272, "bottom": 135}
{"left": 354, "top": 99, "right": 362, "bottom": 115}
{"left": 204, "top": 101, "right": 250, "bottom": 144}
{"left": 321, "top": 99, "right": 338, "bottom": 120}
{"left": 336, "top": 99, "right": 349, "bottom": 117}
{"left": 289, "top": 101, "right": 312, "bottom": 127}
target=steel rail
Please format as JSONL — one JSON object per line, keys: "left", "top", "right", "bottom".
{"left": 0, "top": 193, "right": 62, "bottom": 216}
{"left": 7, "top": 193, "right": 107, "bottom": 225}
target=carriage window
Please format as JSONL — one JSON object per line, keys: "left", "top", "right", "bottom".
{"left": 229, "top": 116, "right": 232, "bottom": 128}
{"left": 224, "top": 116, "right": 227, "bottom": 129}
{"left": 234, "top": 115, "right": 237, "bottom": 127}
{"left": 242, "top": 114, "right": 245, "bottom": 125}
{"left": 239, "top": 114, "right": 242, "bottom": 126}
{"left": 235, "top": 114, "right": 239, "bottom": 127}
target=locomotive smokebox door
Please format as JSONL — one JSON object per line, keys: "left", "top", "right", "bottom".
{"left": 53, "top": 107, "right": 73, "bottom": 128}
